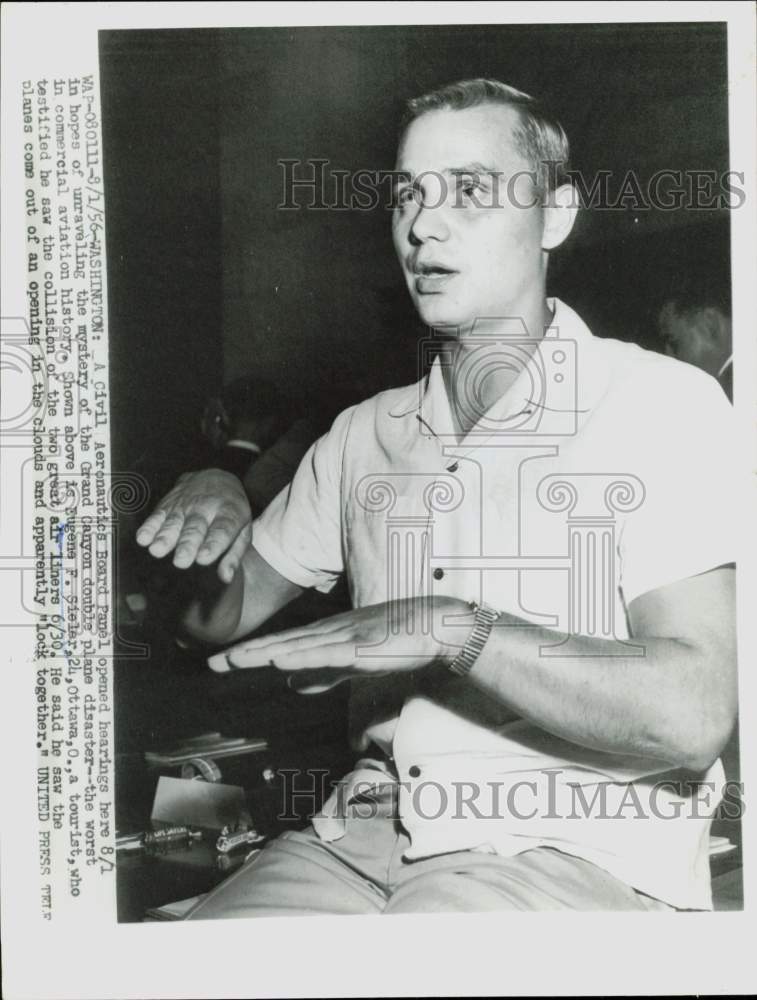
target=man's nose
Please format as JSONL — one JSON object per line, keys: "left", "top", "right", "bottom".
{"left": 408, "top": 199, "right": 451, "bottom": 244}
{"left": 406, "top": 175, "right": 451, "bottom": 244}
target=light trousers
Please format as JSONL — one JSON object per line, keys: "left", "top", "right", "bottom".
{"left": 185, "top": 785, "right": 672, "bottom": 918}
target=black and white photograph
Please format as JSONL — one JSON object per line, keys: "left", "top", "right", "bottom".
{"left": 2, "top": 4, "right": 756, "bottom": 998}
{"left": 107, "top": 17, "right": 743, "bottom": 918}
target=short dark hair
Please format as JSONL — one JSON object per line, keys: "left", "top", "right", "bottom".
{"left": 400, "top": 78, "right": 571, "bottom": 193}
{"left": 657, "top": 258, "right": 732, "bottom": 320}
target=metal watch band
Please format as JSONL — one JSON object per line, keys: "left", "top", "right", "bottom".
{"left": 448, "top": 601, "right": 501, "bottom": 677}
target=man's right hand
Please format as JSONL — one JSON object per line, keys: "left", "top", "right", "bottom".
{"left": 136, "top": 469, "right": 252, "bottom": 584}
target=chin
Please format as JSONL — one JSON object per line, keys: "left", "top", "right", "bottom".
{"left": 413, "top": 296, "right": 469, "bottom": 330}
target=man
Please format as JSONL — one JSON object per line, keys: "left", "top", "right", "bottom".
{"left": 137, "top": 79, "right": 737, "bottom": 915}
{"left": 656, "top": 272, "right": 733, "bottom": 401}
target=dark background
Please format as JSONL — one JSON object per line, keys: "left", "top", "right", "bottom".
{"left": 100, "top": 22, "right": 731, "bottom": 488}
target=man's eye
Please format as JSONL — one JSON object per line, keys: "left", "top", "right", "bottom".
{"left": 458, "top": 178, "right": 484, "bottom": 200}
{"left": 395, "top": 187, "right": 416, "bottom": 208}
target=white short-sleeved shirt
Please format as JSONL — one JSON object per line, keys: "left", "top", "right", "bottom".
{"left": 253, "top": 298, "right": 737, "bottom": 910}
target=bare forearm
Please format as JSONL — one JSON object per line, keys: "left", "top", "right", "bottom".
{"left": 136, "top": 469, "right": 304, "bottom": 646}
{"left": 467, "top": 615, "right": 733, "bottom": 771}
{"left": 180, "top": 563, "right": 245, "bottom": 645}
{"left": 181, "top": 545, "right": 304, "bottom": 646}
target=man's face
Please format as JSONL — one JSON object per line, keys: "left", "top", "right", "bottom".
{"left": 392, "top": 104, "right": 547, "bottom": 332}
{"left": 657, "top": 302, "right": 731, "bottom": 378}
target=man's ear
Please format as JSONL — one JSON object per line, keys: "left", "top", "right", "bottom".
{"left": 541, "top": 184, "right": 579, "bottom": 251}
{"left": 702, "top": 306, "right": 732, "bottom": 349}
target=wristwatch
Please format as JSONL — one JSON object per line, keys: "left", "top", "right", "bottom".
{"left": 448, "top": 601, "right": 501, "bottom": 677}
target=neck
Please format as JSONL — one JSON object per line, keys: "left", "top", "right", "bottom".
{"left": 441, "top": 298, "right": 554, "bottom": 434}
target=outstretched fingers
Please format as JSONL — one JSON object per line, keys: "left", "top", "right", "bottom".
{"left": 231, "top": 616, "right": 348, "bottom": 653}
{"left": 245, "top": 633, "right": 355, "bottom": 666}
{"left": 135, "top": 506, "right": 168, "bottom": 548}
{"left": 217, "top": 522, "right": 253, "bottom": 583}
{"left": 135, "top": 470, "right": 252, "bottom": 569}
{"left": 145, "top": 510, "right": 187, "bottom": 559}
{"left": 195, "top": 511, "right": 246, "bottom": 566}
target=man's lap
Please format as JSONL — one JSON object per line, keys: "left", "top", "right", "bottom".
{"left": 185, "top": 805, "right": 671, "bottom": 919}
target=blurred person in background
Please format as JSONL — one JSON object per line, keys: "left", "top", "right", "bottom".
{"left": 656, "top": 268, "right": 732, "bottom": 401}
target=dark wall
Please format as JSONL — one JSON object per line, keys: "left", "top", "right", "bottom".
{"left": 101, "top": 29, "right": 223, "bottom": 487}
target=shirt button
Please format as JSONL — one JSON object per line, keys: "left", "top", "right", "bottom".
{"left": 447, "top": 462, "right": 459, "bottom": 473}
{"left": 433, "top": 568, "right": 444, "bottom": 581}
{"left": 408, "top": 765, "right": 421, "bottom": 778}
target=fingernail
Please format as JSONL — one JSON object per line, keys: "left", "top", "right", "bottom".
{"left": 208, "top": 651, "right": 231, "bottom": 672}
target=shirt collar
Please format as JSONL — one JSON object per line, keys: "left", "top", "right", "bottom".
{"left": 415, "top": 298, "right": 600, "bottom": 446}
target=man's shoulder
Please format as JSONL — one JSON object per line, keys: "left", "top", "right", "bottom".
{"left": 357, "top": 378, "right": 424, "bottom": 416}
{"left": 588, "top": 326, "right": 728, "bottom": 417}
{"left": 312, "top": 379, "right": 424, "bottom": 474}
{"left": 329, "top": 379, "right": 423, "bottom": 433}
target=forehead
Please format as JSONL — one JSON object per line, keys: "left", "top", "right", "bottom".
{"left": 396, "top": 104, "right": 527, "bottom": 174}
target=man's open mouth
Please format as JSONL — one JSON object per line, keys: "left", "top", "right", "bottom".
{"left": 413, "top": 263, "right": 457, "bottom": 276}
{"left": 413, "top": 263, "right": 458, "bottom": 292}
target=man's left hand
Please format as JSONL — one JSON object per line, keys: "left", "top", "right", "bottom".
{"left": 210, "top": 596, "right": 472, "bottom": 692}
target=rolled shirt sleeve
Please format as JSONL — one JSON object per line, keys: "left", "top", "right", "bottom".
{"left": 252, "top": 405, "right": 357, "bottom": 593}
{"left": 618, "top": 365, "right": 738, "bottom": 606}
